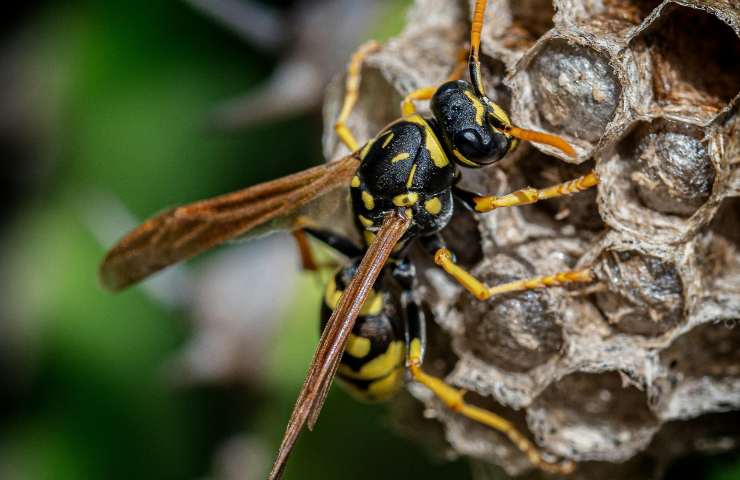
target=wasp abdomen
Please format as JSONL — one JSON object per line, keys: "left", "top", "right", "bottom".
{"left": 320, "top": 265, "right": 405, "bottom": 402}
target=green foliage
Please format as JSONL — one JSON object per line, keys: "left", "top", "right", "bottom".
{"left": 1, "top": 1, "right": 466, "bottom": 479}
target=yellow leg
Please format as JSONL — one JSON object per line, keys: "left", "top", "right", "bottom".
{"left": 473, "top": 171, "right": 599, "bottom": 213}
{"left": 406, "top": 342, "right": 575, "bottom": 474}
{"left": 400, "top": 48, "right": 467, "bottom": 117}
{"left": 434, "top": 248, "right": 593, "bottom": 301}
{"left": 334, "top": 40, "right": 381, "bottom": 152}
{"left": 400, "top": 86, "right": 438, "bottom": 117}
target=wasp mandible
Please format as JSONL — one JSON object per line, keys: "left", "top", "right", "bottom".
{"left": 100, "top": 1, "right": 600, "bottom": 477}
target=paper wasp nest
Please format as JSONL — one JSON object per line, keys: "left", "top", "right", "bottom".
{"left": 323, "top": 0, "right": 740, "bottom": 477}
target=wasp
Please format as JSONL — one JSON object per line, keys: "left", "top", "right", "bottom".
{"left": 100, "top": 1, "right": 600, "bottom": 477}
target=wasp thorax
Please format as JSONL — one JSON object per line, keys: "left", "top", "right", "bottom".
{"left": 430, "top": 80, "right": 512, "bottom": 168}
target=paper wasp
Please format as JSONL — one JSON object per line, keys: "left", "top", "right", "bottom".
{"left": 100, "top": 1, "right": 601, "bottom": 477}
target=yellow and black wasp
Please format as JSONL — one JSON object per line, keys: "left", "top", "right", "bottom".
{"left": 100, "top": 1, "right": 600, "bottom": 477}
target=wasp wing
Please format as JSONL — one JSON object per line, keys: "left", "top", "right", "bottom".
{"left": 100, "top": 153, "right": 359, "bottom": 291}
{"left": 268, "top": 212, "right": 410, "bottom": 480}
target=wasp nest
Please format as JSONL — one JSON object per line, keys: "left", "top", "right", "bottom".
{"left": 323, "top": 0, "right": 740, "bottom": 477}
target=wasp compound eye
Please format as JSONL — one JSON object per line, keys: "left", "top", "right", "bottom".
{"left": 453, "top": 128, "right": 507, "bottom": 165}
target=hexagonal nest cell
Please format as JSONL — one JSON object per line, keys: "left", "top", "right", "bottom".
{"left": 656, "top": 321, "right": 740, "bottom": 421}
{"left": 528, "top": 39, "right": 622, "bottom": 142}
{"left": 632, "top": 4, "right": 740, "bottom": 121}
{"left": 593, "top": 249, "right": 685, "bottom": 337}
{"left": 460, "top": 253, "right": 566, "bottom": 373}
{"left": 316, "top": 0, "right": 740, "bottom": 477}
{"left": 661, "top": 321, "right": 740, "bottom": 381}
{"left": 597, "top": 116, "right": 719, "bottom": 243}
{"left": 529, "top": 371, "right": 659, "bottom": 461}
{"left": 629, "top": 120, "right": 714, "bottom": 216}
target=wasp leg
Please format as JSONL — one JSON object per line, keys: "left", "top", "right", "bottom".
{"left": 291, "top": 224, "right": 362, "bottom": 272}
{"left": 400, "top": 48, "right": 467, "bottom": 117}
{"left": 291, "top": 228, "right": 321, "bottom": 271}
{"left": 334, "top": 40, "right": 381, "bottom": 152}
{"left": 303, "top": 227, "right": 363, "bottom": 259}
{"left": 401, "top": 289, "right": 574, "bottom": 475}
{"left": 434, "top": 247, "right": 592, "bottom": 301}
{"left": 421, "top": 234, "right": 592, "bottom": 301}
{"left": 453, "top": 171, "right": 599, "bottom": 213}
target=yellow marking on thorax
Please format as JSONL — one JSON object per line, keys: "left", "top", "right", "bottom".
{"left": 391, "top": 152, "right": 410, "bottom": 163}
{"left": 424, "top": 197, "right": 442, "bottom": 215}
{"left": 351, "top": 175, "right": 361, "bottom": 188}
{"left": 405, "top": 114, "right": 426, "bottom": 128}
{"left": 346, "top": 334, "right": 371, "bottom": 358}
{"left": 406, "top": 163, "right": 417, "bottom": 188}
{"left": 404, "top": 208, "right": 413, "bottom": 219}
{"left": 405, "top": 114, "right": 449, "bottom": 168}
{"left": 358, "top": 215, "right": 374, "bottom": 227}
{"left": 338, "top": 341, "right": 404, "bottom": 379}
{"left": 393, "top": 192, "right": 419, "bottom": 207}
{"left": 361, "top": 190, "right": 375, "bottom": 210}
{"left": 381, "top": 132, "right": 394, "bottom": 148}
{"left": 360, "top": 140, "right": 373, "bottom": 159}
{"left": 464, "top": 90, "right": 485, "bottom": 126}
{"left": 425, "top": 128, "right": 449, "bottom": 167}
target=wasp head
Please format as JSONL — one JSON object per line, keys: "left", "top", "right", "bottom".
{"left": 430, "top": 80, "right": 519, "bottom": 168}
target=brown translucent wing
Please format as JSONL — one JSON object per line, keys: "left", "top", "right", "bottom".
{"left": 268, "top": 212, "right": 410, "bottom": 480}
{"left": 100, "top": 153, "right": 359, "bottom": 291}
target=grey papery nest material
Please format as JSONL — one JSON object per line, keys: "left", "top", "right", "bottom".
{"left": 322, "top": 0, "right": 740, "bottom": 478}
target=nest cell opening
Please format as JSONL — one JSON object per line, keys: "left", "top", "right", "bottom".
{"left": 710, "top": 197, "right": 740, "bottom": 250}
{"left": 597, "top": 118, "right": 715, "bottom": 241}
{"left": 661, "top": 322, "right": 740, "bottom": 381}
{"left": 635, "top": 4, "right": 740, "bottom": 120}
{"left": 626, "top": 119, "right": 715, "bottom": 217}
{"left": 594, "top": 250, "right": 685, "bottom": 337}
{"left": 528, "top": 39, "right": 621, "bottom": 142}
{"left": 703, "top": 198, "right": 740, "bottom": 293}
{"left": 460, "top": 254, "right": 564, "bottom": 373}
{"left": 531, "top": 371, "right": 659, "bottom": 457}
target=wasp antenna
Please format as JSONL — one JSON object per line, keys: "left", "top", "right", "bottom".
{"left": 507, "top": 126, "right": 577, "bottom": 158}
{"left": 468, "top": 0, "right": 489, "bottom": 98}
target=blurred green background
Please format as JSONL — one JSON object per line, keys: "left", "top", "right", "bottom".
{"left": 1, "top": 1, "right": 739, "bottom": 480}
{"left": 0, "top": 1, "right": 471, "bottom": 479}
